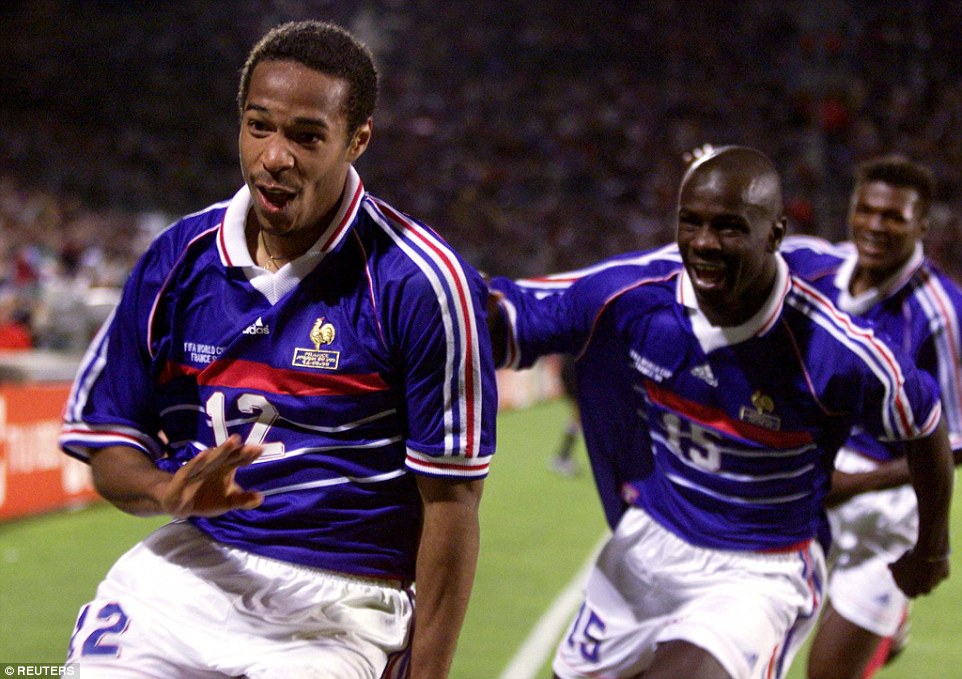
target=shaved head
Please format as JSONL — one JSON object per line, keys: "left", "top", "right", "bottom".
{"left": 676, "top": 145, "right": 787, "bottom": 326}
{"left": 681, "top": 146, "right": 783, "bottom": 221}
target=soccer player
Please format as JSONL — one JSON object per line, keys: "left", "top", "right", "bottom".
{"left": 487, "top": 146, "right": 953, "bottom": 679}
{"left": 780, "top": 156, "right": 962, "bottom": 679}
{"left": 59, "top": 20, "right": 496, "bottom": 679}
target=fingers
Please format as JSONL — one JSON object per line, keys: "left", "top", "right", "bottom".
{"left": 227, "top": 489, "right": 265, "bottom": 512}
{"left": 163, "top": 435, "right": 265, "bottom": 518}
{"left": 182, "top": 435, "right": 263, "bottom": 482}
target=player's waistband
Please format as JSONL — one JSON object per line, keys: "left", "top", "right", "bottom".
{"left": 245, "top": 550, "right": 413, "bottom": 591}
{"left": 761, "top": 538, "right": 813, "bottom": 554}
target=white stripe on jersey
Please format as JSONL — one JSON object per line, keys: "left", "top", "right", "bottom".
{"left": 651, "top": 431, "right": 816, "bottom": 484}
{"left": 259, "top": 469, "right": 408, "bottom": 497}
{"left": 912, "top": 271, "right": 962, "bottom": 445}
{"left": 366, "top": 198, "right": 483, "bottom": 459}
{"left": 780, "top": 234, "right": 854, "bottom": 258}
{"left": 405, "top": 447, "right": 490, "bottom": 477}
{"left": 500, "top": 245, "right": 683, "bottom": 369}
{"left": 171, "top": 436, "right": 405, "bottom": 461}
{"left": 59, "top": 423, "right": 164, "bottom": 461}
{"left": 649, "top": 429, "right": 818, "bottom": 459}
{"left": 159, "top": 405, "right": 398, "bottom": 435}
{"left": 147, "top": 225, "right": 221, "bottom": 357}
{"left": 788, "top": 278, "right": 923, "bottom": 441}
{"left": 516, "top": 244, "right": 682, "bottom": 295}
{"left": 65, "top": 306, "right": 115, "bottom": 424}
{"left": 665, "top": 472, "right": 812, "bottom": 505}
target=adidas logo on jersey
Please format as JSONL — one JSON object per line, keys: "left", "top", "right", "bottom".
{"left": 243, "top": 317, "right": 270, "bottom": 335}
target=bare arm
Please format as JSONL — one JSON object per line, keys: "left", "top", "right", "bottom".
{"left": 825, "top": 445, "right": 962, "bottom": 508}
{"left": 408, "top": 475, "right": 484, "bottom": 679}
{"left": 89, "top": 435, "right": 264, "bottom": 518}
{"left": 888, "top": 418, "right": 954, "bottom": 597}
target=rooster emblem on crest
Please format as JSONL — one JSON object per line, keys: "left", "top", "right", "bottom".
{"left": 310, "top": 317, "right": 336, "bottom": 349}
{"left": 751, "top": 390, "right": 774, "bottom": 414}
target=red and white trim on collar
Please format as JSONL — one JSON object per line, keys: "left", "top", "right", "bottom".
{"left": 215, "top": 166, "right": 366, "bottom": 267}
{"left": 678, "top": 253, "right": 791, "bottom": 353}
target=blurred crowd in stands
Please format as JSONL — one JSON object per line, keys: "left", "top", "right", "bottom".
{"left": 1, "top": 0, "right": 960, "bottom": 352}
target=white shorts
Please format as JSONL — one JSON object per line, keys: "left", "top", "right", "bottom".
{"left": 826, "top": 448, "right": 917, "bottom": 637}
{"left": 66, "top": 521, "right": 414, "bottom": 678}
{"left": 553, "top": 507, "right": 826, "bottom": 679}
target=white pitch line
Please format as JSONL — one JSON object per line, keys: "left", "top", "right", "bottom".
{"left": 498, "top": 534, "right": 608, "bottom": 679}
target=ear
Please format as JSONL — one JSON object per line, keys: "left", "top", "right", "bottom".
{"left": 347, "top": 118, "right": 373, "bottom": 162}
{"left": 768, "top": 216, "right": 788, "bottom": 252}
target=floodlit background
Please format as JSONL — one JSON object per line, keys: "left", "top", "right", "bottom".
{"left": 1, "top": 1, "right": 961, "bottom": 676}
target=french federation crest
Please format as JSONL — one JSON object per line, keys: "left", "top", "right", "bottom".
{"left": 738, "top": 390, "right": 781, "bottom": 430}
{"left": 292, "top": 317, "right": 340, "bottom": 370}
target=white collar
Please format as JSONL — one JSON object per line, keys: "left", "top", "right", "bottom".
{"left": 678, "top": 253, "right": 791, "bottom": 353}
{"left": 834, "top": 241, "right": 924, "bottom": 315}
{"left": 216, "top": 165, "right": 365, "bottom": 269}
{"left": 214, "top": 167, "right": 365, "bottom": 304}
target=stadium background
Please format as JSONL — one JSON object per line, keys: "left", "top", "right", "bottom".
{"left": 1, "top": 0, "right": 962, "bottom": 676}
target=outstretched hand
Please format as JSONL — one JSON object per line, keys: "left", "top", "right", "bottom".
{"left": 161, "top": 435, "right": 264, "bottom": 519}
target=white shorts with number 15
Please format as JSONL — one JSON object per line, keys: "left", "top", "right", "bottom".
{"left": 553, "top": 507, "right": 826, "bottom": 679}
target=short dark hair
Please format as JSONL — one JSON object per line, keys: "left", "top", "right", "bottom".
{"left": 854, "top": 155, "right": 935, "bottom": 219}
{"left": 237, "top": 20, "right": 378, "bottom": 135}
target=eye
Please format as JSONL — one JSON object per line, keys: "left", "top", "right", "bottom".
{"left": 882, "top": 210, "right": 908, "bottom": 224}
{"left": 245, "top": 119, "right": 271, "bottom": 136}
{"left": 292, "top": 131, "right": 323, "bottom": 145}
{"left": 714, "top": 217, "right": 748, "bottom": 234}
{"left": 678, "top": 212, "right": 700, "bottom": 228}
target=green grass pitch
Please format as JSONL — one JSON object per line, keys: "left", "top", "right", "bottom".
{"left": 2, "top": 398, "right": 960, "bottom": 677}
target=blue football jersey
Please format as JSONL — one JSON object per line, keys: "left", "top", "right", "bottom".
{"left": 61, "top": 168, "right": 497, "bottom": 581}
{"left": 783, "top": 235, "right": 962, "bottom": 460}
{"left": 490, "top": 250, "right": 940, "bottom": 550}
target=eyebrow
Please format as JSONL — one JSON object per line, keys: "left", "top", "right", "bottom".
{"left": 244, "top": 103, "right": 331, "bottom": 129}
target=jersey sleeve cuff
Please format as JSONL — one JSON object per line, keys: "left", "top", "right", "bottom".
{"left": 405, "top": 447, "right": 491, "bottom": 478}
{"left": 59, "top": 423, "right": 164, "bottom": 462}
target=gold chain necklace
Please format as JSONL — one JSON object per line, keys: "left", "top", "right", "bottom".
{"left": 260, "top": 230, "right": 312, "bottom": 271}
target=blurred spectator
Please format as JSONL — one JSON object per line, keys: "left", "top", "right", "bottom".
{"left": 0, "top": 290, "right": 32, "bottom": 350}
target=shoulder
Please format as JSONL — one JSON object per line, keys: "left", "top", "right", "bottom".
{"left": 356, "top": 194, "right": 485, "bottom": 303}
{"left": 917, "top": 259, "right": 962, "bottom": 304}
{"left": 785, "top": 275, "right": 899, "bottom": 365}
{"left": 780, "top": 235, "right": 848, "bottom": 280}
{"left": 906, "top": 259, "right": 962, "bottom": 332}
{"left": 126, "top": 200, "right": 228, "bottom": 288}
{"left": 571, "top": 245, "right": 682, "bottom": 316}
{"left": 146, "top": 200, "right": 228, "bottom": 263}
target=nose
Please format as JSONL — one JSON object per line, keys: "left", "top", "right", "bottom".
{"left": 690, "top": 223, "right": 721, "bottom": 251}
{"left": 261, "top": 136, "right": 295, "bottom": 174}
{"left": 864, "top": 213, "right": 885, "bottom": 231}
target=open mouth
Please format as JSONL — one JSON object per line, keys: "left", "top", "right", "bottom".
{"left": 256, "top": 185, "right": 296, "bottom": 212}
{"left": 689, "top": 262, "right": 727, "bottom": 289}
{"left": 856, "top": 237, "right": 889, "bottom": 258}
